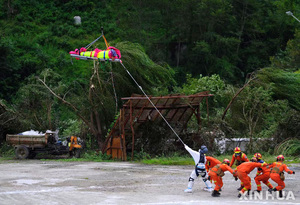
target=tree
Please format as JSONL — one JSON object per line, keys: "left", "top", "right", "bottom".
{"left": 257, "top": 68, "right": 300, "bottom": 111}
{"left": 271, "top": 29, "right": 300, "bottom": 71}
{"left": 175, "top": 74, "right": 229, "bottom": 132}
{"left": 37, "top": 41, "right": 175, "bottom": 150}
{"left": 227, "top": 85, "right": 289, "bottom": 152}
{"left": 12, "top": 69, "right": 64, "bottom": 131}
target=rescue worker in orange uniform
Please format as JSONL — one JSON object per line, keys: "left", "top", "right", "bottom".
{"left": 230, "top": 147, "right": 249, "bottom": 167}
{"left": 233, "top": 161, "right": 267, "bottom": 198}
{"left": 230, "top": 147, "right": 249, "bottom": 190}
{"left": 250, "top": 157, "right": 273, "bottom": 194}
{"left": 208, "top": 159, "right": 234, "bottom": 197}
{"left": 206, "top": 156, "right": 221, "bottom": 172}
{"left": 254, "top": 153, "right": 264, "bottom": 163}
{"left": 268, "top": 155, "right": 295, "bottom": 197}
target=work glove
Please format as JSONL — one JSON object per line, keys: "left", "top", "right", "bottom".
{"left": 208, "top": 176, "right": 211, "bottom": 181}
{"left": 232, "top": 171, "right": 237, "bottom": 178}
{"left": 235, "top": 177, "right": 238, "bottom": 181}
{"left": 293, "top": 171, "right": 295, "bottom": 174}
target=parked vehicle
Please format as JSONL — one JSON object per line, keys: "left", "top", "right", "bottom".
{"left": 6, "top": 131, "right": 83, "bottom": 159}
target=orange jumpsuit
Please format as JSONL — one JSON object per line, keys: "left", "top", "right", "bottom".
{"left": 229, "top": 152, "right": 249, "bottom": 167}
{"left": 254, "top": 162, "right": 273, "bottom": 191}
{"left": 209, "top": 164, "right": 234, "bottom": 191}
{"left": 235, "top": 162, "right": 266, "bottom": 194}
{"left": 268, "top": 162, "right": 294, "bottom": 191}
{"left": 206, "top": 156, "right": 221, "bottom": 172}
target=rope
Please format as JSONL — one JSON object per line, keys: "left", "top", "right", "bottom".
{"left": 119, "top": 62, "right": 185, "bottom": 145}
{"left": 103, "top": 35, "right": 110, "bottom": 49}
{"left": 85, "top": 34, "right": 103, "bottom": 50}
{"left": 110, "top": 66, "right": 118, "bottom": 114}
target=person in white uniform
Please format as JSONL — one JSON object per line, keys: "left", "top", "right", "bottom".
{"left": 184, "top": 144, "right": 213, "bottom": 193}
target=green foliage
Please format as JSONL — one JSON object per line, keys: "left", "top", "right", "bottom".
{"left": 11, "top": 69, "right": 64, "bottom": 131}
{"left": 275, "top": 138, "right": 300, "bottom": 156}
{"left": 141, "top": 152, "right": 193, "bottom": 165}
{"left": 257, "top": 68, "right": 300, "bottom": 111}
{"left": 175, "top": 74, "right": 232, "bottom": 129}
{"left": 133, "top": 149, "right": 151, "bottom": 161}
{"left": 114, "top": 41, "right": 176, "bottom": 94}
{"left": 271, "top": 29, "right": 300, "bottom": 71}
{"left": 175, "top": 74, "right": 230, "bottom": 108}
{"left": 1, "top": 0, "right": 300, "bottom": 156}
{"left": 189, "top": 34, "right": 240, "bottom": 81}
{"left": 37, "top": 150, "right": 113, "bottom": 162}
{"left": 1, "top": 0, "right": 298, "bottom": 103}
{"left": 227, "top": 85, "right": 290, "bottom": 141}
{"left": 176, "top": 74, "right": 225, "bottom": 95}
{"left": 140, "top": 153, "right": 300, "bottom": 165}
{"left": 60, "top": 119, "right": 82, "bottom": 137}
{"left": 0, "top": 143, "right": 14, "bottom": 158}
{"left": 80, "top": 150, "right": 112, "bottom": 161}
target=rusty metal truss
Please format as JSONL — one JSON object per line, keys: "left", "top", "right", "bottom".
{"left": 102, "top": 91, "right": 213, "bottom": 160}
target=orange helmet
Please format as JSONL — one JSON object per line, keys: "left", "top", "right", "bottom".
{"left": 250, "top": 157, "right": 257, "bottom": 162}
{"left": 254, "top": 153, "right": 262, "bottom": 160}
{"left": 277, "top": 155, "right": 284, "bottom": 161}
{"left": 234, "top": 147, "right": 241, "bottom": 153}
{"left": 222, "top": 159, "right": 230, "bottom": 165}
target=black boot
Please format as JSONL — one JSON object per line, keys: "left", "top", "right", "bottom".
{"left": 252, "top": 190, "right": 261, "bottom": 195}
{"left": 212, "top": 190, "right": 220, "bottom": 197}
{"left": 279, "top": 190, "right": 283, "bottom": 198}
{"left": 247, "top": 189, "right": 251, "bottom": 195}
{"left": 237, "top": 186, "right": 244, "bottom": 191}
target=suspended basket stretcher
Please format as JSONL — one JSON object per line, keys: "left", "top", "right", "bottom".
{"left": 69, "top": 28, "right": 121, "bottom": 63}
{"left": 70, "top": 46, "right": 122, "bottom": 63}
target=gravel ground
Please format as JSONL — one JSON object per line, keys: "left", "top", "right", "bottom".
{"left": 0, "top": 160, "right": 299, "bottom": 205}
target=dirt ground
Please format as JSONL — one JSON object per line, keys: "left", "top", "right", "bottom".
{"left": 0, "top": 160, "right": 299, "bottom": 205}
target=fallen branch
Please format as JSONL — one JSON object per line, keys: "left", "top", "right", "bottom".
{"left": 222, "top": 74, "right": 257, "bottom": 120}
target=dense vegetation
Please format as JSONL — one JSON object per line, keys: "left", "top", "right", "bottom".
{"left": 0, "top": 0, "right": 299, "bottom": 157}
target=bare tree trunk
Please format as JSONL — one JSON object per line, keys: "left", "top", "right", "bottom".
{"left": 222, "top": 75, "right": 256, "bottom": 120}
{"left": 37, "top": 77, "right": 104, "bottom": 149}
{"left": 89, "top": 62, "right": 106, "bottom": 149}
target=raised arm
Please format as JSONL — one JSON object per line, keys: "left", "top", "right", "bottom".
{"left": 184, "top": 144, "right": 199, "bottom": 165}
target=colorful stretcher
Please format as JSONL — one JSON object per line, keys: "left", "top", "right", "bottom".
{"left": 69, "top": 46, "right": 122, "bottom": 63}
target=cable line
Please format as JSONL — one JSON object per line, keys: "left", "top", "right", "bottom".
{"left": 120, "top": 62, "right": 185, "bottom": 145}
